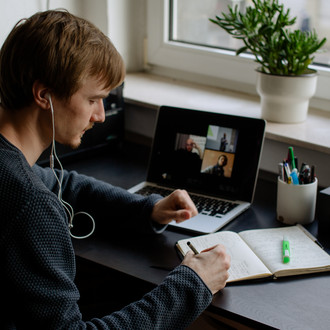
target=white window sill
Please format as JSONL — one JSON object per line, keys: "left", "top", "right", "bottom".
{"left": 124, "top": 72, "right": 330, "bottom": 155}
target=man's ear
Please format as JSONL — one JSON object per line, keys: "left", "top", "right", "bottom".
{"left": 32, "top": 81, "right": 51, "bottom": 109}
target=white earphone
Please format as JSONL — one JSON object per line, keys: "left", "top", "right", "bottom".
{"left": 47, "top": 93, "right": 95, "bottom": 239}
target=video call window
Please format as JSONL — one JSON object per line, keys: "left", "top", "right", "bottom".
{"left": 173, "top": 126, "right": 239, "bottom": 179}
{"left": 174, "top": 134, "right": 206, "bottom": 157}
{"left": 201, "top": 125, "right": 239, "bottom": 179}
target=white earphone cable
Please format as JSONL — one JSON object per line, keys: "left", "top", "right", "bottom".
{"left": 48, "top": 94, "right": 95, "bottom": 239}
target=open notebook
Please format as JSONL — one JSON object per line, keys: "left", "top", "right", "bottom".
{"left": 129, "top": 106, "right": 266, "bottom": 233}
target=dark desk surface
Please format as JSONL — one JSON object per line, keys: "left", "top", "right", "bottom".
{"left": 66, "top": 143, "right": 330, "bottom": 330}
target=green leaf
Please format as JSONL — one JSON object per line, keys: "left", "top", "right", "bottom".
{"left": 209, "top": 0, "right": 327, "bottom": 75}
{"left": 236, "top": 46, "right": 248, "bottom": 56}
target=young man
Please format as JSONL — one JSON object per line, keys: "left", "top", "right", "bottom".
{"left": 0, "top": 10, "right": 230, "bottom": 329}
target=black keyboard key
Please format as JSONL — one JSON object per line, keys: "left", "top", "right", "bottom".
{"left": 136, "top": 186, "right": 238, "bottom": 216}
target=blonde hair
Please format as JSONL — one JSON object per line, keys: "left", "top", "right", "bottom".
{"left": 0, "top": 10, "right": 125, "bottom": 110}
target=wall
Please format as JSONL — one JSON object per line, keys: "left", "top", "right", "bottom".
{"left": 1, "top": 1, "right": 330, "bottom": 188}
{"left": 261, "top": 139, "right": 330, "bottom": 188}
{"left": 124, "top": 102, "right": 330, "bottom": 188}
{"left": 0, "top": 1, "right": 43, "bottom": 46}
{"left": 0, "top": 0, "right": 109, "bottom": 49}
{"left": 0, "top": 0, "right": 145, "bottom": 70}
{"left": 107, "top": 0, "right": 146, "bottom": 71}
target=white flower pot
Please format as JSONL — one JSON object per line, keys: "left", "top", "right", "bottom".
{"left": 256, "top": 69, "right": 318, "bottom": 123}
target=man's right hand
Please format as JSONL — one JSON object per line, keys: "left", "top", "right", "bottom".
{"left": 181, "top": 244, "right": 231, "bottom": 294}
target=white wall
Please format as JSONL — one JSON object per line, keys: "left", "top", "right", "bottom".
{"left": 1, "top": 0, "right": 330, "bottom": 188}
{"left": 0, "top": 1, "right": 84, "bottom": 47}
{"left": 0, "top": 1, "right": 42, "bottom": 47}
{"left": 107, "top": 0, "right": 146, "bottom": 71}
{"left": 0, "top": 0, "right": 145, "bottom": 71}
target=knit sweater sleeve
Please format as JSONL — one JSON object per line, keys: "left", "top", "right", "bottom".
{"left": 31, "top": 166, "right": 213, "bottom": 329}
{"left": 3, "top": 186, "right": 82, "bottom": 328}
{"left": 85, "top": 265, "right": 212, "bottom": 329}
{"left": 33, "top": 165, "right": 165, "bottom": 234}
{"left": 5, "top": 186, "right": 213, "bottom": 329}
{"left": 1, "top": 139, "right": 213, "bottom": 329}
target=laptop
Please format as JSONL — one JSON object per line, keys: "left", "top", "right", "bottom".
{"left": 129, "top": 106, "right": 266, "bottom": 233}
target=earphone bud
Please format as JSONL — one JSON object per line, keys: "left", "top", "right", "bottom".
{"left": 47, "top": 93, "right": 95, "bottom": 239}
{"left": 46, "top": 93, "right": 52, "bottom": 108}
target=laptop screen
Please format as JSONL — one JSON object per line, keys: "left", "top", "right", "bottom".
{"left": 147, "top": 106, "right": 266, "bottom": 202}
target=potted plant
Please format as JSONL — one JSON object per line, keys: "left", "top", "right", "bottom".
{"left": 209, "top": 0, "right": 327, "bottom": 123}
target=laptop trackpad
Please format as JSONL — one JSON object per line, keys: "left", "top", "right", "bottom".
{"left": 169, "top": 213, "right": 229, "bottom": 234}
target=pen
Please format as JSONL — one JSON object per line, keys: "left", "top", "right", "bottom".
{"left": 302, "top": 165, "right": 311, "bottom": 184}
{"left": 290, "top": 168, "right": 299, "bottom": 185}
{"left": 282, "top": 236, "right": 290, "bottom": 264}
{"left": 299, "top": 162, "right": 306, "bottom": 184}
{"left": 311, "top": 165, "right": 315, "bottom": 183}
{"left": 187, "top": 241, "right": 199, "bottom": 255}
{"left": 294, "top": 157, "right": 298, "bottom": 172}
{"left": 282, "top": 160, "right": 288, "bottom": 182}
{"left": 288, "top": 147, "right": 296, "bottom": 169}
{"left": 283, "top": 162, "right": 291, "bottom": 183}
{"left": 278, "top": 163, "right": 284, "bottom": 181}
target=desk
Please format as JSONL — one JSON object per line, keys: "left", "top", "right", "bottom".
{"left": 67, "top": 143, "right": 330, "bottom": 330}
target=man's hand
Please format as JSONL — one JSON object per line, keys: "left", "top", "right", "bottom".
{"left": 151, "top": 190, "right": 230, "bottom": 293}
{"left": 151, "top": 189, "right": 198, "bottom": 225}
{"left": 182, "top": 244, "right": 231, "bottom": 294}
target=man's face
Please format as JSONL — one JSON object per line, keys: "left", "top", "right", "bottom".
{"left": 186, "top": 139, "right": 193, "bottom": 152}
{"left": 219, "top": 156, "right": 225, "bottom": 166}
{"left": 51, "top": 77, "right": 110, "bottom": 149}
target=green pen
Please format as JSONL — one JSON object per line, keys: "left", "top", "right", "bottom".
{"left": 288, "top": 146, "right": 296, "bottom": 169}
{"left": 282, "top": 236, "right": 290, "bottom": 264}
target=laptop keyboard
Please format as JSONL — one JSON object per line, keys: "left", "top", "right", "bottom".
{"left": 136, "top": 186, "right": 238, "bottom": 217}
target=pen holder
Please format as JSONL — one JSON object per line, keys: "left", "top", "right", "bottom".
{"left": 276, "top": 177, "right": 317, "bottom": 225}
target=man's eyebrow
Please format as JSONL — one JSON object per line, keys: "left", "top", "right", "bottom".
{"left": 90, "top": 93, "right": 110, "bottom": 99}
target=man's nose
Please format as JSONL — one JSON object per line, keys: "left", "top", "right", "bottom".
{"left": 92, "top": 99, "right": 106, "bottom": 123}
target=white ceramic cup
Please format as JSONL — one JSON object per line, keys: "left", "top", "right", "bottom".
{"left": 276, "top": 177, "right": 318, "bottom": 225}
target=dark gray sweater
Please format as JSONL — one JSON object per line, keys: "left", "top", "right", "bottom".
{"left": 0, "top": 134, "right": 212, "bottom": 329}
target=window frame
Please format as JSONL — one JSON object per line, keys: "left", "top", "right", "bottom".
{"left": 147, "top": 0, "right": 330, "bottom": 110}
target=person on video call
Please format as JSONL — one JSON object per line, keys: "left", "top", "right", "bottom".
{"left": 203, "top": 154, "right": 228, "bottom": 177}
{"left": 220, "top": 133, "right": 228, "bottom": 151}
{"left": 174, "top": 137, "right": 203, "bottom": 176}
{"left": 0, "top": 10, "right": 230, "bottom": 329}
{"left": 184, "top": 138, "right": 203, "bottom": 159}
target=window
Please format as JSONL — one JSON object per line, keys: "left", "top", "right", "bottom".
{"left": 147, "top": 0, "right": 330, "bottom": 109}
{"left": 170, "top": 0, "right": 330, "bottom": 66}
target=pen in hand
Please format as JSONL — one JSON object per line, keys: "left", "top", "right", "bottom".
{"left": 187, "top": 242, "right": 220, "bottom": 255}
{"left": 187, "top": 241, "right": 199, "bottom": 255}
